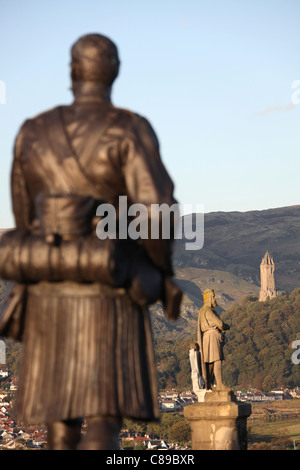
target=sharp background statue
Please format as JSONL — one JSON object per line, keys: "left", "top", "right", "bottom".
{"left": 197, "top": 289, "right": 230, "bottom": 391}
{"left": 0, "top": 33, "right": 182, "bottom": 450}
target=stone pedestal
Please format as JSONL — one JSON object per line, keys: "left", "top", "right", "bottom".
{"left": 184, "top": 389, "right": 251, "bottom": 450}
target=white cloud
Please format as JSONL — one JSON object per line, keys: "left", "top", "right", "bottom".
{"left": 255, "top": 101, "right": 296, "bottom": 116}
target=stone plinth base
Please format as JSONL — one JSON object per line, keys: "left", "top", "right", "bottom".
{"left": 195, "top": 389, "right": 207, "bottom": 402}
{"left": 184, "top": 389, "right": 251, "bottom": 450}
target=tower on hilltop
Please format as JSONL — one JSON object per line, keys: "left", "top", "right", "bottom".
{"left": 259, "top": 251, "right": 277, "bottom": 302}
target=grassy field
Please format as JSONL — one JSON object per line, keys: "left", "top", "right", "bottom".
{"left": 247, "top": 400, "right": 300, "bottom": 450}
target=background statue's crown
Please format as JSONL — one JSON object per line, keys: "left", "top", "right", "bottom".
{"left": 202, "top": 288, "right": 215, "bottom": 303}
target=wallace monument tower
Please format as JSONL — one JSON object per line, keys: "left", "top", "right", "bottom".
{"left": 259, "top": 251, "right": 278, "bottom": 302}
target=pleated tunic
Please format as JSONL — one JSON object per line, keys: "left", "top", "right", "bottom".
{"left": 202, "top": 329, "right": 224, "bottom": 363}
{"left": 13, "top": 282, "right": 159, "bottom": 424}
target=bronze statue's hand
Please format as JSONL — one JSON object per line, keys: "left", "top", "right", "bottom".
{"left": 163, "top": 277, "right": 182, "bottom": 322}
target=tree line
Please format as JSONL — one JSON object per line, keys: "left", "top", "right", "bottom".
{"left": 221, "top": 288, "right": 300, "bottom": 390}
{"left": 153, "top": 288, "right": 300, "bottom": 391}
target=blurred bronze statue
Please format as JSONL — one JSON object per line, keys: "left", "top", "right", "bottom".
{"left": 0, "top": 34, "right": 182, "bottom": 449}
{"left": 197, "top": 289, "right": 230, "bottom": 390}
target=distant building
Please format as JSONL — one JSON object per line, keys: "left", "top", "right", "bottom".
{"left": 159, "top": 399, "right": 182, "bottom": 412}
{"left": 259, "top": 251, "right": 278, "bottom": 302}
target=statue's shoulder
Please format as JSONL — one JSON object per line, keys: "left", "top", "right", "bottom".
{"left": 199, "top": 305, "right": 208, "bottom": 314}
{"left": 112, "top": 105, "right": 138, "bottom": 119}
{"left": 16, "top": 106, "right": 64, "bottom": 142}
{"left": 18, "top": 106, "right": 65, "bottom": 136}
{"left": 112, "top": 105, "right": 157, "bottom": 136}
{"left": 199, "top": 305, "right": 214, "bottom": 316}
{"left": 199, "top": 304, "right": 212, "bottom": 311}
{"left": 26, "top": 105, "right": 63, "bottom": 123}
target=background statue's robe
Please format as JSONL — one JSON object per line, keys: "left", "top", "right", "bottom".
{"left": 197, "top": 305, "right": 226, "bottom": 365}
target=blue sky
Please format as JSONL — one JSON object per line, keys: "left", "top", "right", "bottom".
{"left": 0, "top": 0, "right": 299, "bottom": 228}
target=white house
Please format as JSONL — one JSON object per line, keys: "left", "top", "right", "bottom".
{"left": 160, "top": 399, "right": 181, "bottom": 412}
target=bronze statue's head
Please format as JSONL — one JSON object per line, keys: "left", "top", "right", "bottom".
{"left": 202, "top": 289, "right": 217, "bottom": 307}
{"left": 70, "top": 33, "right": 120, "bottom": 86}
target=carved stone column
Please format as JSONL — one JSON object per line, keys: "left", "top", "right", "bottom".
{"left": 184, "top": 389, "right": 251, "bottom": 450}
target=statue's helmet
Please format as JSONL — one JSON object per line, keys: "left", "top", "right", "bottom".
{"left": 70, "top": 33, "right": 120, "bottom": 85}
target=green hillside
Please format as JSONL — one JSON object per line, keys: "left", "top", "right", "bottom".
{"left": 151, "top": 289, "right": 300, "bottom": 392}
{"left": 151, "top": 204, "right": 300, "bottom": 391}
{"left": 221, "top": 289, "right": 300, "bottom": 390}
